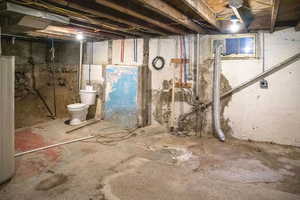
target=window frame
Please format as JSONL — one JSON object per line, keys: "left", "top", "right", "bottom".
{"left": 210, "top": 33, "right": 259, "bottom": 60}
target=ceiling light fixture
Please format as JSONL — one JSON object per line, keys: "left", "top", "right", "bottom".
{"left": 76, "top": 33, "right": 84, "bottom": 40}
{"left": 229, "top": 15, "right": 240, "bottom": 33}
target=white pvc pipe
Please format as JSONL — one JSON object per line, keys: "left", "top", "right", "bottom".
{"left": 15, "top": 135, "right": 95, "bottom": 157}
{"left": 78, "top": 41, "right": 83, "bottom": 92}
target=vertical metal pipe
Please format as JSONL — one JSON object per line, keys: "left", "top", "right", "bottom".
{"left": 50, "top": 39, "right": 57, "bottom": 117}
{"left": 78, "top": 41, "right": 83, "bottom": 92}
{"left": 212, "top": 44, "right": 225, "bottom": 142}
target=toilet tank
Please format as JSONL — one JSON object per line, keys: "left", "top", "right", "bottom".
{"left": 80, "top": 85, "right": 97, "bottom": 105}
{"left": 0, "top": 56, "right": 15, "bottom": 184}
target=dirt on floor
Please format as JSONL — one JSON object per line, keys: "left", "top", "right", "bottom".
{"left": 1, "top": 119, "right": 300, "bottom": 200}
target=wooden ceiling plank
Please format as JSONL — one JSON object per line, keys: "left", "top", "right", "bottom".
{"left": 48, "top": 0, "right": 165, "bottom": 36}
{"left": 270, "top": 0, "right": 280, "bottom": 33}
{"left": 180, "top": 0, "right": 221, "bottom": 31}
{"left": 95, "top": 0, "right": 185, "bottom": 34}
{"left": 135, "top": 0, "right": 206, "bottom": 33}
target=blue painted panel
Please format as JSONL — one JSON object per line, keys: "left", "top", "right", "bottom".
{"left": 105, "top": 66, "right": 138, "bottom": 128}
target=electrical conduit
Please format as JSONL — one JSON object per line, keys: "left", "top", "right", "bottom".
{"left": 212, "top": 44, "right": 225, "bottom": 142}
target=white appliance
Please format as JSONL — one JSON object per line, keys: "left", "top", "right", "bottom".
{"left": 67, "top": 85, "right": 97, "bottom": 125}
{"left": 0, "top": 56, "right": 15, "bottom": 183}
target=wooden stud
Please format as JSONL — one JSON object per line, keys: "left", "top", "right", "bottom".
{"left": 171, "top": 58, "right": 190, "bottom": 64}
{"left": 270, "top": 0, "right": 280, "bottom": 33}
{"left": 175, "top": 82, "right": 192, "bottom": 88}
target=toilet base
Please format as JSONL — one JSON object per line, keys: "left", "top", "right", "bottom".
{"left": 70, "top": 119, "right": 87, "bottom": 126}
{"left": 67, "top": 103, "right": 89, "bottom": 126}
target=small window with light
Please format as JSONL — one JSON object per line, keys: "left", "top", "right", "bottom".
{"left": 211, "top": 34, "right": 257, "bottom": 59}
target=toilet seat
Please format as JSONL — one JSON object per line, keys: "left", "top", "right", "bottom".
{"left": 67, "top": 103, "right": 88, "bottom": 111}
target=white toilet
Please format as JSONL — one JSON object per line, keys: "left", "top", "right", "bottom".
{"left": 67, "top": 85, "right": 97, "bottom": 125}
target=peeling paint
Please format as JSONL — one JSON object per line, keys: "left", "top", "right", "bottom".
{"left": 199, "top": 59, "right": 232, "bottom": 138}
{"left": 105, "top": 66, "right": 138, "bottom": 128}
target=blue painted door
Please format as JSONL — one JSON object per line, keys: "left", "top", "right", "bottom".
{"left": 105, "top": 66, "right": 138, "bottom": 128}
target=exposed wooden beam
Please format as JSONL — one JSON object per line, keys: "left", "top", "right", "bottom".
{"left": 95, "top": 0, "right": 185, "bottom": 34}
{"left": 135, "top": 0, "right": 206, "bottom": 33}
{"left": 270, "top": 0, "right": 280, "bottom": 33}
{"left": 24, "top": 0, "right": 139, "bottom": 38}
{"left": 69, "top": 21, "right": 131, "bottom": 38}
{"left": 230, "top": 6, "right": 248, "bottom": 32}
{"left": 231, "top": 7, "right": 245, "bottom": 24}
{"left": 48, "top": 0, "right": 164, "bottom": 36}
{"left": 295, "top": 21, "right": 300, "bottom": 32}
{"left": 180, "top": 0, "right": 221, "bottom": 31}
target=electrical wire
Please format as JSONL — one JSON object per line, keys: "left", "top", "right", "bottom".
{"left": 121, "top": 39, "right": 125, "bottom": 63}
{"left": 50, "top": 39, "right": 57, "bottom": 117}
{"left": 133, "top": 38, "right": 138, "bottom": 62}
{"left": 83, "top": 127, "right": 140, "bottom": 145}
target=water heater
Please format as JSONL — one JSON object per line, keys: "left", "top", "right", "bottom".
{"left": 0, "top": 56, "right": 15, "bottom": 184}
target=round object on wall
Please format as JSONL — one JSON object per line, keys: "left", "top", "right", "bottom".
{"left": 152, "top": 56, "right": 165, "bottom": 70}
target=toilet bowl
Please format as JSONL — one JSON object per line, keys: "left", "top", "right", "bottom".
{"left": 67, "top": 85, "right": 97, "bottom": 125}
{"left": 67, "top": 103, "right": 89, "bottom": 125}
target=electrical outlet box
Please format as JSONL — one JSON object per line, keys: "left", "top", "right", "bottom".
{"left": 260, "top": 79, "right": 268, "bottom": 89}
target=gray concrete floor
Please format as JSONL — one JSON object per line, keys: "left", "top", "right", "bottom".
{"left": 1, "top": 119, "right": 300, "bottom": 200}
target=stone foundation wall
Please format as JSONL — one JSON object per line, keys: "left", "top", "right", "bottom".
{"left": 2, "top": 38, "right": 79, "bottom": 128}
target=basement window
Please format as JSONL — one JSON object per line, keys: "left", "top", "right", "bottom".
{"left": 211, "top": 34, "right": 257, "bottom": 59}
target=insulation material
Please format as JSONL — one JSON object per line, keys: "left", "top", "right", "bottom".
{"left": 0, "top": 56, "right": 15, "bottom": 183}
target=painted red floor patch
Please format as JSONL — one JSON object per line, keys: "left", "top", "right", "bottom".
{"left": 15, "top": 128, "right": 61, "bottom": 162}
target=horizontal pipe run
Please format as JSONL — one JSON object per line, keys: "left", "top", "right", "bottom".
{"left": 15, "top": 135, "right": 96, "bottom": 157}
{"left": 205, "top": 52, "right": 300, "bottom": 108}
{"left": 178, "top": 52, "right": 300, "bottom": 122}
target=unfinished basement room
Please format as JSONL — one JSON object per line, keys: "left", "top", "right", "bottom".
{"left": 1, "top": 0, "right": 300, "bottom": 199}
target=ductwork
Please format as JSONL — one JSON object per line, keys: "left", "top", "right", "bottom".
{"left": 0, "top": 2, "right": 70, "bottom": 37}
{"left": 212, "top": 43, "right": 225, "bottom": 142}
{"left": 0, "top": 2, "right": 69, "bottom": 24}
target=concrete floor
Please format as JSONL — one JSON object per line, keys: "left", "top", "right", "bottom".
{"left": 1, "top": 119, "right": 300, "bottom": 200}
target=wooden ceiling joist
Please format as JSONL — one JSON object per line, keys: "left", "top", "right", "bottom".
{"left": 47, "top": 0, "right": 164, "bottom": 36}
{"left": 270, "top": 0, "right": 280, "bottom": 33}
{"left": 135, "top": 0, "right": 206, "bottom": 33}
{"left": 180, "top": 0, "right": 221, "bottom": 31}
{"left": 95, "top": 0, "right": 185, "bottom": 35}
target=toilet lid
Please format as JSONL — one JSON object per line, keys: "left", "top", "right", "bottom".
{"left": 67, "top": 103, "right": 87, "bottom": 109}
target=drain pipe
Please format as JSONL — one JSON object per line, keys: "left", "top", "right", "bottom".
{"left": 212, "top": 43, "right": 225, "bottom": 142}
{"left": 78, "top": 40, "right": 83, "bottom": 93}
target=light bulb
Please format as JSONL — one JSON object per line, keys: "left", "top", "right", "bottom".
{"left": 76, "top": 33, "right": 84, "bottom": 40}
{"left": 229, "top": 22, "right": 240, "bottom": 33}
